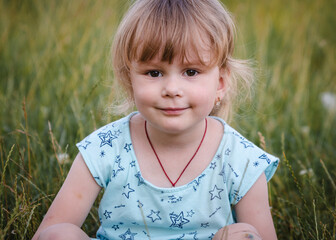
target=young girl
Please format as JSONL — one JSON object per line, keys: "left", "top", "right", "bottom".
{"left": 33, "top": 0, "right": 279, "bottom": 239}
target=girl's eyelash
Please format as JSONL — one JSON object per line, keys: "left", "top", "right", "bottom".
{"left": 184, "top": 69, "right": 199, "bottom": 77}
{"left": 146, "top": 70, "right": 162, "bottom": 77}
{"left": 144, "top": 68, "right": 201, "bottom": 77}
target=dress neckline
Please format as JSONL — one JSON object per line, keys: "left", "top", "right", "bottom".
{"left": 125, "top": 112, "right": 227, "bottom": 192}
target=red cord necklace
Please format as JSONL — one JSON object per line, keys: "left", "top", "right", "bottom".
{"left": 144, "top": 119, "right": 207, "bottom": 187}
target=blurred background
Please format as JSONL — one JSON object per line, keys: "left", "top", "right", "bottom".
{"left": 0, "top": 0, "right": 335, "bottom": 239}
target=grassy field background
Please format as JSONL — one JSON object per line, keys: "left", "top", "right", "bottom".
{"left": 1, "top": 0, "right": 335, "bottom": 239}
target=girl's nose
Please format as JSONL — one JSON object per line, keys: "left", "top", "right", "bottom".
{"left": 161, "top": 76, "right": 183, "bottom": 97}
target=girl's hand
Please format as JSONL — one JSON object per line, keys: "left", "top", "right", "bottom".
{"left": 212, "top": 223, "right": 262, "bottom": 240}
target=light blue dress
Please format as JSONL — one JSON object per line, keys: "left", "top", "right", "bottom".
{"left": 77, "top": 112, "right": 279, "bottom": 240}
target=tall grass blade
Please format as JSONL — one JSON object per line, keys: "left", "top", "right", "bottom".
{"left": 319, "top": 159, "right": 336, "bottom": 191}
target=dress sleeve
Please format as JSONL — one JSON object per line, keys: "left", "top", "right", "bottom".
{"left": 76, "top": 123, "right": 123, "bottom": 189}
{"left": 223, "top": 129, "right": 279, "bottom": 205}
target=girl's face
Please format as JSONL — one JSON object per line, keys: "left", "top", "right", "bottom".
{"left": 129, "top": 47, "right": 225, "bottom": 135}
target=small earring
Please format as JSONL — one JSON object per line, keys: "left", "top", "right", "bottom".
{"left": 215, "top": 97, "right": 221, "bottom": 107}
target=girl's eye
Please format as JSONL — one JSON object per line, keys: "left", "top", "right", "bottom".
{"left": 184, "top": 69, "right": 198, "bottom": 77}
{"left": 147, "top": 70, "right": 162, "bottom": 77}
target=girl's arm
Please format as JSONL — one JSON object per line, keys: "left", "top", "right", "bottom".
{"left": 32, "top": 153, "right": 101, "bottom": 240}
{"left": 234, "top": 173, "right": 277, "bottom": 240}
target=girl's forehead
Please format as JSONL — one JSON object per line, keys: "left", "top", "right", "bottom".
{"left": 171, "top": 43, "right": 212, "bottom": 59}
{"left": 134, "top": 37, "right": 214, "bottom": 66}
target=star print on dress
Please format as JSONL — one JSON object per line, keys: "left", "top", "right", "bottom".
{"left": 259, "top": 153, "right": 271, "bottom": 164}
{"left": 135, "top": 171, "right": 145, "bottom": 186}
{"left": 78, "top": 139, "right": 91, "bottom": 149}
{"left": 119, "top": 228, "right": 137, "bottom": 240}
{"left": 147, "top": 210, "right": 161, "bottom": 222}
{"left": 225, "top": 148, "right": 231, "bottom": 155}
{"left": 103, "top": 210, "right": 112, "bottom": 219}
{"left": 188, "top": 173, "right": 205, "bottom": 191}
{"left": 209, "top": 185, "right": 224, "bottom": 200}
{"left": 130, "top": 160, "right": 136, "bottom": 167}
{"left": 201, "top": 222, "right": 210, "bottom": 228}
{"left": 124, "top": 143, "right": 132, "bottom": 152}
{"left": 169, "top": 211, "right": 190, "bottom": 229}
{"left": 253, "top": 161, "right": 260, "bottom": 167}
{"left": 210, "top": 162, "right": 217, "bottom": 170}
{"left": 219, "top": 165, "right": 226, "bottom": 184}
{"left": 98, "top": 130, "right": 121, "bottom": 148}
{"left": 100, "top": 150, "right": 106, "bottom": 158}
{"left": 112, "top": 225, "right": 119, "bottom": 231}
{"left": 122, "top": 183, "right": 135, "bottom": 199}
{"left": 240, "top": 140, "right": 254, "bottom": 148}
{"left": 112, "top": 155, "right": 125, "bottom": 178}
{"left": 186, "top": 210, "right": 195, "bottom": 218}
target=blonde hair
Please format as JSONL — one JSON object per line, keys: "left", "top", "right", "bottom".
{"left": 111, "top": 0, "right": 253, "bottom": 121}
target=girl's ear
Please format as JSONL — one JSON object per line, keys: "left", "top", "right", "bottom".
{"left": 217, "top": 67, "right": 229, "bottom": 99}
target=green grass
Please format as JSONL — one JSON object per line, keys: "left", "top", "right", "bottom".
{"left": 1, "top": 0, "right": 335, "bottom": 239}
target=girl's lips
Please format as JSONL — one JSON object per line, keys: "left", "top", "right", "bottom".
{"left": 158, "top": 107, "right": 189, "bottom": 115}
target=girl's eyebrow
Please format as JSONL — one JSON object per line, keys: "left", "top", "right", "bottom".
{"left": 132, "top": 61, "right": 163, "bottom": 69}
{"left": 181, "top": 60, "right": 212, "bottom": 70}
{"left": 182, "top": 55, "right": 211, "bottom": 67}
{"left": 131, "top": 57, "right": 210, "bottom": 70}
{"left": 182, "top": 60, "right": 204, "bottom": 67}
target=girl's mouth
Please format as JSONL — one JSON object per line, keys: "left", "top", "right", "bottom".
{"left": 158, "top": 107, "right": 189, "bottom": 115}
